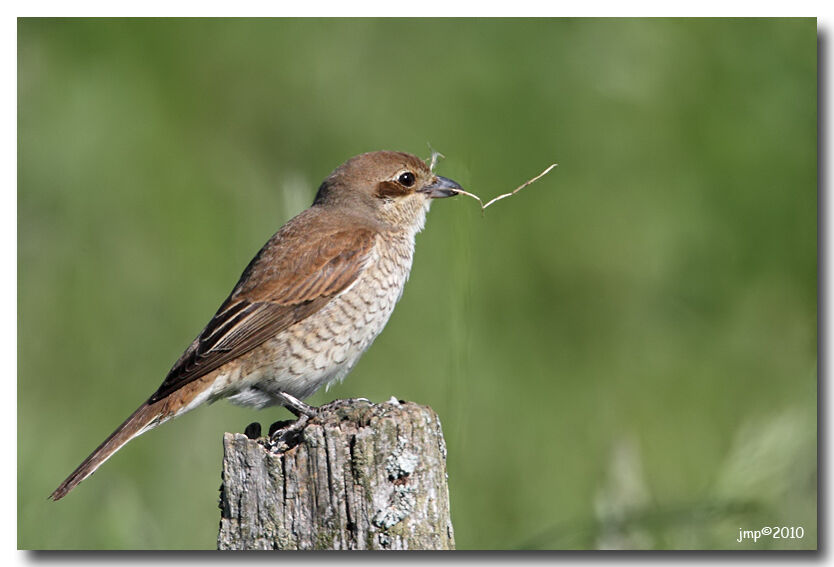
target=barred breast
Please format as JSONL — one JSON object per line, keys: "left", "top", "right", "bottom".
{"left": 213, "top": 231, "right": 416, "bottom": 408}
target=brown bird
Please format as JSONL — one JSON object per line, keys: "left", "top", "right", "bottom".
{"left": 50, "top": 150, "right": 461, "bottom": 501}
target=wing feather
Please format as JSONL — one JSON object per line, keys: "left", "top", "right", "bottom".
{"left": 148, "top": 220, "right": 377, "bottom": 403}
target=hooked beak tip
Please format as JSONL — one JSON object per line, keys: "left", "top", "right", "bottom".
{"left": 420, "top": 175, "right": 462, "bottom": 199}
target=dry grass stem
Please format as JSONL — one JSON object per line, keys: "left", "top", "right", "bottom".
{"left": 424, "top": 147, "right": 557, "bottom": 214}
{"left": 456, "top": 163, "right": 558, "bottom": 214}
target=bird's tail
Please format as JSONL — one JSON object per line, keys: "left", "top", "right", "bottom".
{"left": 49, "top": 401, "right": 164, "bottom": 501}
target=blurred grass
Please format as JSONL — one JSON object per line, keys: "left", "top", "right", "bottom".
{"left": 18, "top": 18, "right": 816, "bottom": 550}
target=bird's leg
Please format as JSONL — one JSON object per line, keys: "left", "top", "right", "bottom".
{"left": 253, "top": 383, "right": 319, "bottom": 418}
{"left": 275, "top": 391, "right": 318, "bottom": 418}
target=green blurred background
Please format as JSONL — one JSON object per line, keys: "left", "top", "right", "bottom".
{"left": 18, "top": 18, "right": 817, "bottom": 550}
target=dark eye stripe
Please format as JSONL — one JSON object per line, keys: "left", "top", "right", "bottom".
{"left": 376, "top": 180, "right": 411, "bottom": 199}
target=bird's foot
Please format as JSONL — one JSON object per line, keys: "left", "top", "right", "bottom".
{"left": 268, "top": 413, "right": 310, "bottom": 449}
{"left": 265, "top": 391, "right": 318, "bottom": 448}
{"left": 266, "top": 397, "right": 376, "bottom": 450}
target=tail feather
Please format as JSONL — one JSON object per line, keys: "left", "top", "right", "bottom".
{"left": 49, "top": 402, "right": 162, "bottom": 501}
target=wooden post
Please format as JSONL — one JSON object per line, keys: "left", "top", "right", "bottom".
{"left": 217, "top": 398, "right": 455, "bottom": 550}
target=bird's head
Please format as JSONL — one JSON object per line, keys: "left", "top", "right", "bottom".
{"left": 313, "top": 151, "right": 462, "bottom": 232}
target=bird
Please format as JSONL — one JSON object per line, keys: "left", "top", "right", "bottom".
{"left": 50, "top": 150, "right": 461, "bottom": 501}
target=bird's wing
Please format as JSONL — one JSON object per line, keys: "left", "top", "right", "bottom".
{"left": 148, "top": 224, "right": 377, "bottom": 402}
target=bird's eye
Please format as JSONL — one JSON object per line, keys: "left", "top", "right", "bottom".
{"left": 397, "top": 172, "right": 416, "bottom": 187}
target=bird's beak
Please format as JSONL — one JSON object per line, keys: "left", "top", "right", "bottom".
{"left": 419, "top": 175, "right": 462, "bottom": 199}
